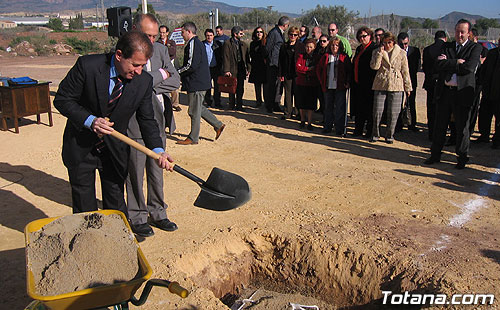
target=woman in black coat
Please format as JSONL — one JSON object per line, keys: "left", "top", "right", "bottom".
{"left": 351, "top": 26, "right": 377, "bottom": 137}
{"left": 249, "top": 27, "right": 267, "bottom": 107}
{"left": 278, "top": 26, "right": 305, "bottom": 119}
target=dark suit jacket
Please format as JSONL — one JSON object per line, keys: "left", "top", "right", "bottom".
{"left": 406, "top": 45, "right": 421, "bottom": 90}
{"left": 480, "top": 47, "right": 500, "bottom": 101}
{"left": 178, "top": 36, "right": 211, "bottom": 92}
{"left": 54, "top": 53, "right": 162, "bottom": 178}
{"left": 202, "top": 39, "right": 223, "bottom": 72}
{"left": 222, "top": 37, "right": 251, "bottom": 78}
{"left": 265, "top": 25, "right": 285, "bottom": 67}
{"left": 435, "top": 40, "right": 482, "bottom": 106}
{"left": 422, "top": 39, "right": 445, "bottom": 90}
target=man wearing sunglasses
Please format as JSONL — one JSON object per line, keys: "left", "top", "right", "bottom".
{"left": 327, "top": 23, "right": 352, "bottom": 57}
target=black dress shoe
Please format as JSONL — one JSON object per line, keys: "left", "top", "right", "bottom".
{"left": 424, "top": 157, "right": 441, "bottom": 165}
{"left": 455, "top": 157, "right": 469, "bottom": 170}
{"left": 131, "top": 223, "right": 154, "bottom": 237}
{"left": 151, "top": 219, "right": 178, "bottom": 232}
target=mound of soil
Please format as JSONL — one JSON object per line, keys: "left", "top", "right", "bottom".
{"left": 26, "top": 213, "right": 139, "bottom": 296}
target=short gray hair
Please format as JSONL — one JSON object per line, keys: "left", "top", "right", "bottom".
{"left": 278, "top": 16, "right": 289, "bottom": 26}
{"left": 133, "top": 13, "right": 159, "bottom": 31}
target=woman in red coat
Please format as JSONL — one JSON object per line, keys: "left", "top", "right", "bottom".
{"left": 316, "top": 37, "right": 352, "bottom": 135}
{"left": 295, "top": 38, "right": 320, "bottom": 130}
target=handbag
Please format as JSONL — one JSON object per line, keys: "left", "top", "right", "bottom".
{"left": 402, "top": 97, "right": 412, "bottom": 127}
{"left": 217, "top": 76, "right": 237, "bottom": 94}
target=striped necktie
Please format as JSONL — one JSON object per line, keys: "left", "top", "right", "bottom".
{"left": 94, "top": 76, "right": 123, "bottom": 153}
{"left": 107, "top": 76, "right": 123, "bottom": 116}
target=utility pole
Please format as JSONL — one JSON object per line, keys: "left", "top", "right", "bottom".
{"left": 100, "top": 0, "right": 105, "bottom": 30}
{"left": 142, "top": 0, "right": 148, "bottom": 14}
{"left": 95, "top": 4, "right": 99, "bottom": 31}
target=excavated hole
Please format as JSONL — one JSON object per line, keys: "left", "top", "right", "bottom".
{"left": 179, "top": 233, "right": 441, "bottom": 309}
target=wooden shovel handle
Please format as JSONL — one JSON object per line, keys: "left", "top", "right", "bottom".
{"left": 108, "top": 129, "right": 161, "bottom": 160}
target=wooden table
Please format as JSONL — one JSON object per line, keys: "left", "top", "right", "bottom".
{"left": 0, "top": 82, "right": 53, "bottom": 133}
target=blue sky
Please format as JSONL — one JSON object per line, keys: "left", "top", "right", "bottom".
{"left": 221, "top": 0, "right": 500, "bottom": 19}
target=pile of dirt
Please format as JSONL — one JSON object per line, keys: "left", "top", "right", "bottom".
{"left": 26, "top": 213, "right": 139, "bottom": 296}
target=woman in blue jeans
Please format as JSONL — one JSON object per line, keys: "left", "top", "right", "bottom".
{"left": 316, "top": 37, "right": 352, "bottom": 135}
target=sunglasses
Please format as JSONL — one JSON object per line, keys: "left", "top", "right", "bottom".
{"left": 328, "top": 29, "right": 336, "bottom": 32}
{"left": 289, "top": 33, "right": 298, "bottom": 37}
{"left": 320, "top": 39, "right": 328, "bottom": 43}
{"left": 256, "top": 31, "right": 263, "bottom": 33}
{"left": 359, "top": 34, "right": 369, "bottom": 39}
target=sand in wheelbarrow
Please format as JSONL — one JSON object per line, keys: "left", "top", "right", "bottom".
{"left": 26, "top": 213, "right": 139, "bottom": 296}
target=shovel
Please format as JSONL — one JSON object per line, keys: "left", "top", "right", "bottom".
{"left": 108, "top": 130, "right": 251, "bottom": 211}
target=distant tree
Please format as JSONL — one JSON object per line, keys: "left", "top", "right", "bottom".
{"left": 400, "top": 17, "right": 421, "bottom": 31}
{"left": 298, "top": 5, "right": 359, "bottom": 35}
{"left": 422, "top": 18, "right": 439, "bottom": 29}
{"left": 135, "top": 4, "right": 162, "bottom": 23}
{"left": 237, "top": 9, "right": 281, "bottom": 27}
{"left": 136, "top": 4, "right": 156, "bottom": 15}
{"left": 47, "top": 17, "right": 64, "bottom": 31}
{"left": 474, "top": 18, "right": 500, "bottom": 35}
{"left": 69, "top": 13, "right": 84, "bottom": 30}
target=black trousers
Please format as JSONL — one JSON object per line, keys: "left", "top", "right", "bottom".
{"left": 425, "top": 85, "right": 436, "bottom": 139}
{"left": 67, "top": 149, "right": 127, "bottom": 217}
{"left": 430, "top": 87, "right": 473, "bottom": 160}
{"left": 204, "top": 66, "right": 221, "bottom": 106}
{"left": 264, "top": 65, "right": 282, "bottom": 112}
{"left": 229, "top": 74, "right": 245, "bottom": 108}
{"left": 477, "top": 97, "right": 500, "bottom": 140}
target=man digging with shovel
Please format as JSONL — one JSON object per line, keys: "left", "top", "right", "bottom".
{"left": 54, "top": 31, "right": 174, "bottom": 218}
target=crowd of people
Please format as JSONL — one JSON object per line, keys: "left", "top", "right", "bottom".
{"left": 191, "top": 16, "right": 498, "bottom": 170}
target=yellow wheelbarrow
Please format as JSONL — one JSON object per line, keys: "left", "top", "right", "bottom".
{"left": 24, "top": 210, "right": 188, "bottom": 310}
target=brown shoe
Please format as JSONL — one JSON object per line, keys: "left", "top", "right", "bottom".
{"left": 215, "top": 124, "right": 225, "bottom": 140}
{"left": 176, "top": 138, "right": 198, "bottom": 145}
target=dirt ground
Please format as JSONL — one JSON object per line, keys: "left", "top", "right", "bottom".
{"left": 1, "top": 55, "right": 500, "bottom": 310}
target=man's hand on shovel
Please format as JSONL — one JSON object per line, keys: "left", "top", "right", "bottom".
{"left": 91, "top": 117, "right": 115, "bottom": 137}
{"left": 157, "top": 152, "right": 174, "bottom": 171}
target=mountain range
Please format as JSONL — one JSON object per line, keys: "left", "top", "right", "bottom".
{"left": 0, "top": 0, "right": 497, "bottom": 24}
{"left": 0, "top": 0, "right": 256, "bottom": 14}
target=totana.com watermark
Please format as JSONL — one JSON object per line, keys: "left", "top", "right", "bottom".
{"left": 382, "top": 291, "right": 495, "bottom": 305}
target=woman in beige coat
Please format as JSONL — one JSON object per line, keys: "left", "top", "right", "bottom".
{"left": 369, "top": 32, "right": 412, "bottom": 143}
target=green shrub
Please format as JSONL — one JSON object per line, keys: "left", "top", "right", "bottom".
{"left": 49, "top": 39, "right": 57, "bottom": 45}
{"left": 64, "top": 36, "right": 101, "bottom": 55}
{"left": 10, "top": 36, "right": 32, "bottom": 47}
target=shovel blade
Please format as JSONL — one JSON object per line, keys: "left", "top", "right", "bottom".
{"left": 194, "top": 167, "right": 251, "bottom": 211}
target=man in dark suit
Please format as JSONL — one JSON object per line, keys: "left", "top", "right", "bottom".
{"left": 54, "top": 31, "right": 174, "bottom": 216}
{"left": 398, "top": 32, "right": 421, "bottom": 131}
{"left": 422, "top": 30, "right": 447, "bottom": 140}
{"left": 478, "top": 40, "right": 500, "bottom": 148}
{"left": 176, "top": 22, "right": 225, "bottom": 145}
{"left": 265, "top": 16, "right": 289, "bottom": 113}
{"left": 203, "top": 28, "right": 223, "bottom": 108}
{"left": 424, "top": 19, "right": 482, "bottom": 169}
{"left": 223, "top": 26, "right": 251, "bottom": 111}
{"left": 126, "top": 14, "right": 180, "bottom": 237}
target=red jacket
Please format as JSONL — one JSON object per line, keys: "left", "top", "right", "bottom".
{"left": 295, "top": 53, "right": 319, "bottom": 87}
{"left": 316, "top": 52, "right": 352, "bottom": 92}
